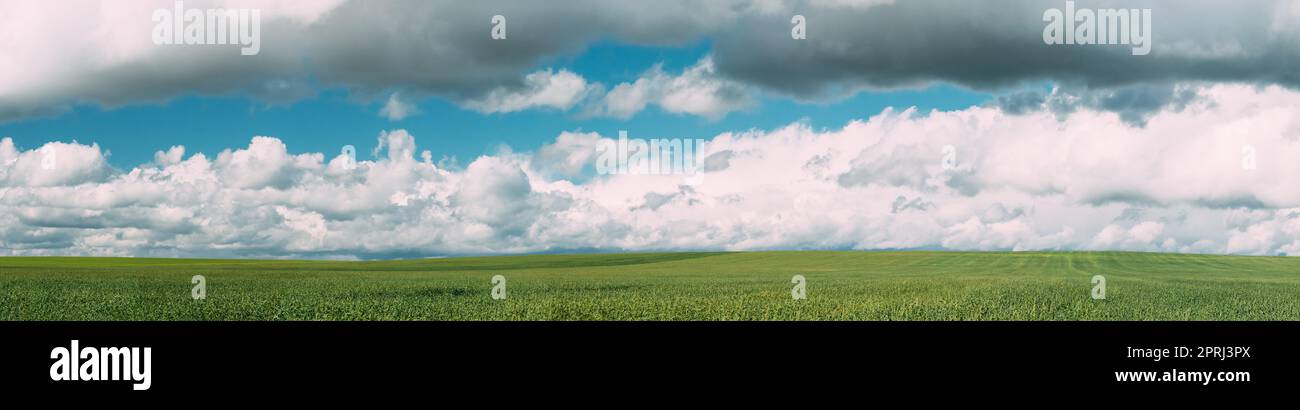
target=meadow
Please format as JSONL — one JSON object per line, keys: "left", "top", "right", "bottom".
{"left": 1, "top": 251, "right": 1298, "bottom": 320}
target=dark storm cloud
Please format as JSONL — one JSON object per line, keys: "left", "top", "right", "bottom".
{"left": 3, "top": 0, "right": 1299, "bottom": 121}
{"left": 0, "top": 0, "right": 739, "bottom": 121}
{"left": 302, "top": 0, "right": 734, "bottom": 101}
{"left": 711, "top": 0, "right": 1300, "bottom": 98}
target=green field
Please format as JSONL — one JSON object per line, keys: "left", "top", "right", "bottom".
{"left": 2, "top": 251, "right": 1299, "bottom": 320}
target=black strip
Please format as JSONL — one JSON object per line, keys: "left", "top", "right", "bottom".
{"left": 2, "top": 321, "right": 1293, "bottom": 398}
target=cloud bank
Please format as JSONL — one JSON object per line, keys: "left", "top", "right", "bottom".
{"left": 3, "top": 83, "right": 1299, "bottom": 258}
{"left": 4, "top": 0, "right": 1300, "bottom": 121}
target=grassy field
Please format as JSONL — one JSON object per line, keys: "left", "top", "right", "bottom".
{"left": 1, "top": 251, "right": 1298, "bottom": 320}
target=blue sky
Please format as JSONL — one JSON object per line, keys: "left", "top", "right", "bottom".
{"left": 0, "top": 40, "right": 991, "bottom": 168}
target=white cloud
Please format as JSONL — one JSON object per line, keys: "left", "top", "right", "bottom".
{"left": 531, "top": 131, "right": 604, "bottom": 178}
{"left": 0, "top": 138, "right": 114, "bottom": 187}
{"left": 213, "top": 136, "right": 316, "bottom": 189}
{"left": 1091, "top": 221, "right": 1166, "bottom": 250}
{"left": 379, "top": 93, "right": 420, "bottom": 120}
{"left": 464, "top": 69, "right": 597, "bottom": 114}
{"left": 4, "top": 83, "right": 1300, "bottom": 258}
{"left": 593, "top": 57, "right": 753, "bottom": 120}
{"left": 0, "top": 0, "right": 348, "bottom": 120}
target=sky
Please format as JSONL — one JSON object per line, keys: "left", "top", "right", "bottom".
{"left": 1, "top": 0, "right": 1300, "bottom": 259}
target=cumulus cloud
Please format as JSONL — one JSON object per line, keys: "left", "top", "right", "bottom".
{"left": 531, "top": 131, "right": 605, "bottom": 178}
{"left": 3, "top": 83, "right": 1300, "bottom": 257}
{"left": 379, "top": 92, "right": 420, "bottom": 120}
{"left": 213, "top": 136, "right": 319, "bottom": 189}
{"left": 591, "top": 57, "right": 754, "bottom": 120}
{"left": 0, "top": 139, "right": 114, "bottom": 187}
{"left": 464, "top": 69, "right": 596, "bottom": 114}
